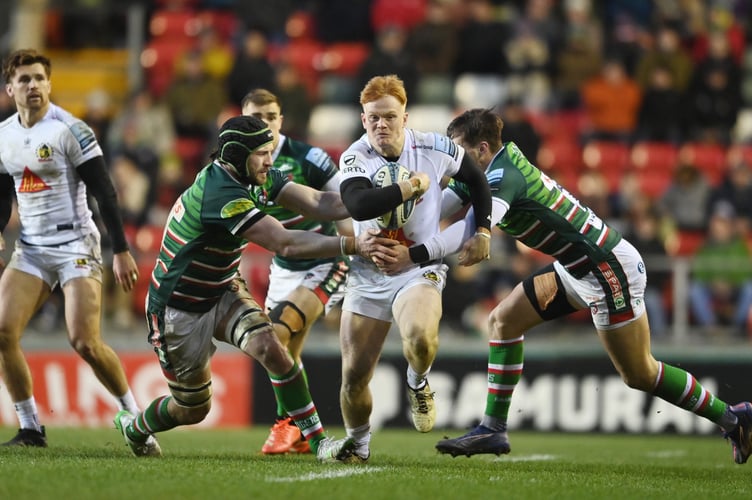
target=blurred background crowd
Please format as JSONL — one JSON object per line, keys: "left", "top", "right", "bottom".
{"left": 2, "top": 0, "right": 752, "bottom": 344}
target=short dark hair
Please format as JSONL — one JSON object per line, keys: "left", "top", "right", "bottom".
{"left": 241, "top": 88, "right": 280, "bottom": 111}
{"left": 3, "top": 49, "right": 51, "bottom": 83}
{"left": 446, "top": 108, "right": 503, "bottom": 151}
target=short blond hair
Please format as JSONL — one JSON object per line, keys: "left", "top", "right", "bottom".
{"left": 359, "top": 74, "right": 407, "bottom": 107}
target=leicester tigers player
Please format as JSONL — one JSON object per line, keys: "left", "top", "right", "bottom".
{"left": 112, "top": 115, "right": 396, "bottom": 461}
{"left": 374, "top": 107, "right": 752, "bottom": 464}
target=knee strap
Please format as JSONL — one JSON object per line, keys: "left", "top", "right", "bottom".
{"left": 268, "top": 300, "right": 307, "bottom": 335}
{"left": 167, "top": 380, "right": 212, "bottom": 408}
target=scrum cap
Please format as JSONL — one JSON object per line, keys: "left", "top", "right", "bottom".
{"left": 216, "top": 115, "right": 274, "bottom": 169}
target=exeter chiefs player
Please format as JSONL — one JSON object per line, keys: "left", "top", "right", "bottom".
{"left": 336, "top": 75, "right": 493, "bottom": 462}
{"left": 242, "top": 89, "right": 352, "bottom": 455}
{"left": 0, "top": 49, "right": 159, "bottom": 454}
{"left": 113, "top": 115, "right": 395, "bottom": 461}
{"left": 375, "top": 108, "right": 752, "bottom": 464}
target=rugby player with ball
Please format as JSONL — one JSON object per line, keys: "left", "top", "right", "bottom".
{"left": 336, "top": 74, "right": 493, "bottom": 462}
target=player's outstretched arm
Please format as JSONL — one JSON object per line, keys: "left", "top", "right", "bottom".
{"left": 276, "top": 182, "right": 350, "bottom": 221}
{"left": 243, "top": 215, "right": 399, "bottom": 260}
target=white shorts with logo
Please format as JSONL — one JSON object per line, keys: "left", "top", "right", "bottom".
{"left": 8, "top": 232, "right": 103, "bottom": 289}
{"left": 554, "top": 239, "right": 647, "bottom": 330}
{"left": 342, "top": 257, "right": 448, "bottom": 322}
{"left": 265, "top": 260, "right": 347, "bottom": 315}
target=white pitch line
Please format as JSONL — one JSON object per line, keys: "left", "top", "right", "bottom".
{"left": 266, "top": 466, "right": 385, "bottom": 483}
{"left": 493, "top": 454, "right": 557, "bottom": 462}
{"left": 646, "top": 450, "right": 687, "bottom": 458}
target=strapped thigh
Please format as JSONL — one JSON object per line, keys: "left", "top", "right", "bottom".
{"left": 522, "top": 263, "right": 578, "bottom": 320}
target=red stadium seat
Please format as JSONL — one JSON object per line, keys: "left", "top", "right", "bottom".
{"left": 671, "top": 230, "right": 706, "bottom": 257}
{"left": 140, "top": 39, "right": 194, "bottom": 97}
{"left": 544, "top": 110, "right": 588, "bottom": 141}
{"left": 317, "top": 42, "right": 371, "bottom": 76}
{"left": 371, "top": 0, "right": 427, "bottom": 31}
{"left": 537, "top": 138, "right": 584, "bottom": 174}
{"left": 633, "top": 167, "right": 672, "bottom": 199}
{"left": 678, "top": 142, "right": 727, "bottom": 185}
{"left": 630, "top": 141, "right": 679, "bottom": 173}
{"left": 582, "top": 141, "right": 630, "bottom": 192}
{"left": 149, "top": 9, "right": 200, "bottom": 40}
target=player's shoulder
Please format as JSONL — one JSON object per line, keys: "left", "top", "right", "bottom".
{"left": 406, "top": 128, "right": 459, "bottom": 160}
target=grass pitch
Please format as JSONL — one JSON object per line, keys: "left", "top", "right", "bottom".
{"left": 0, "top": 426, "right": 749, "bottom": 499}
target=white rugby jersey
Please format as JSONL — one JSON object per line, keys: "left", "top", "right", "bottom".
{"left": 0, "top": 103, "right": 102, "bottom": 245}
{"left": 339, "top": 128, "right": 464, "bottom": 247}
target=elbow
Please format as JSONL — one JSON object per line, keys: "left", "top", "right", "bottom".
{"left": 345, "top": 205, "right": 374, "bottom": 221}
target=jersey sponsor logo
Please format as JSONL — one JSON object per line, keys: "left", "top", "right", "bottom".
{"left": 171, "top": 198, "right": 185, "bottom": 222}
{"left": 305, "top": 147, "right": 329, "bottom": 169}
{"left": 342, "top": 165, "right": 365, "bottom": 174}
{"left": 36, "top": 143, "right": 53, "bottom": 162}
{"left": 221, "top": 198, "right": 254, "bottom": 218}
{"left": 342, "top": 154, "right": 356, "bottom": 165}
{"left": 69, "top": 122, "right": 97, "bottom": 152}
{"left": 431, "top": 134, "right": 458, "bottom": 158}
{"left": 18, "top": 166, "right": 51, "bottom": 193}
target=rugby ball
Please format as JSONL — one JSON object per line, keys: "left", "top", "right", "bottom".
{"left": 372, "top": 162, "right": 416, "bottom": 230}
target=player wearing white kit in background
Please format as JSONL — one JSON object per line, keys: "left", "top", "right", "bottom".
{"left": 336, "top": 74, "right": 493, "bottom": 462}
{"left": 0, "top": 49, "right": 159, "bottom": 454}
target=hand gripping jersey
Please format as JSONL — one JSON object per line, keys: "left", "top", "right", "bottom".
{"left": 148, "top": 162, "right": 285, "bottom": 313}
{"left": 0, "top": 103, "right": 101, "bottom": 245}
{"left": 447, "top": 142, "right": 622, "bottom": 278}
{"left": 253, "top": 134, "right": 341, "bottom": 271}
{"left": 339, "top": 129, "right": 464, "bottom": 247}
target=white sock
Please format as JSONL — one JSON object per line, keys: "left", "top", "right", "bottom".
{"left": 14, "top": 397, "right": 42, "bottom": 432}
{"left": 406, "top": 365, "right": 430, "bottom": 390}
{"left": 345, "top": 424, "right": 371, "bottom": 458}
{"left": 116, "top": 389, "right": 140, "bottom": 414}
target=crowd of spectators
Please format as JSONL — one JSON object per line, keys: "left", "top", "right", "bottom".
{"left": 8, "top": 0, "right": 752, "bottom": 340}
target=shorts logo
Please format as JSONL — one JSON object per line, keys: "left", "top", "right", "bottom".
{"left": 75, "top": 258, "right": 88, "bottom": 267}
{"left": 637, "top": 261, "right": 645, "bottom": 273}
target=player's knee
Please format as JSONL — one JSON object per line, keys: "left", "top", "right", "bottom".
{"left": 168, "top": 380, "right": 212, "bottom": 424}
{"left": 268, "top": 301, "right": 307, "bottom": 337}
{"left": 69, "top": 337, "right": 100, "bottom": 361}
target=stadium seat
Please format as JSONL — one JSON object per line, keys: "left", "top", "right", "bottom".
{"left": 582, "top": 141, "right": 630, "bottom": 192}
{"left": 454, "top": 73, "right": 508, "bottom": 109}
{"left": 140, "top": 39, "right": 193, "bottom": 97}
{"left": 307, "top": 104, "right": 362, "bottom": 149}
{"left": 196, "top": 9, "right": 239, "bottom": 40}
{"left": 544, "top": 110, "right": 588, "bottom": 142}
{"left": 371, "top": 0, "right": 427, "bottom": 32}
{"left": 149, "top": 9, "right": 201, "bottom": 40}
{"left": 415, "top": 74, "right": 455, "bottom": 105}
{"left": 316, "top": 42, "right": 371, "bottom": 76}
{"left": 406, "top": 105, "right": 455, "bottom": 134}
{"left": 537, "top": 138, "right": 584, "bottom": 174}
{"left": 671, "top": 230, "right": 706, "bottom": 257}
{"left": 630, "top": 141, "right": 679, "bottom": 173}
{"left": 317, "top": 74, "right": 359, "bottom": 104}
{"left": 678, "top": 142, "right": 727, "bottom": 185}
{"left": 632, "top": 167, "right": 672, "bottom": 199}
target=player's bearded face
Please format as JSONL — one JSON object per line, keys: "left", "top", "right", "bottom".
{"left": 7, "top": 63, "right": 50, "bottom": 110}
{"left": 245, "top": 147, "right": 274, "bottom": 185}
{"left": 362, "top": 96, "right": 406, "bottom": 158}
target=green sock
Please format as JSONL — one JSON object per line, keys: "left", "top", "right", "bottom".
{"left": 275, "top": 360, "right": 309, "bottom": 419}
{"left": 652, "top": 362, "right": 728, "bottom": 423}
{"left": 483, "top": 337, "right": 524, "bottom": 427}
{"left": 128, "top": 396, "right": 178, "bottom": 442}
{"left": 269, "top": 362, "right": 324, "bottom": 452}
